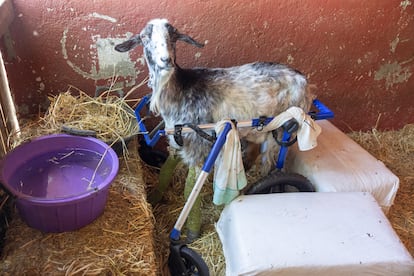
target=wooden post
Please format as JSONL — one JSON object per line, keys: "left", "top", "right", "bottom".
{"left": 0, "top": 0, "right": 18, "bottom": 157}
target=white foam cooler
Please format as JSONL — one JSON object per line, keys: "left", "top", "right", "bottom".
{"left": 216, "top": 192, "right": 414, "bottom": 276}
{"left": 286, "top": 120, "right": 399, "bottom": 213}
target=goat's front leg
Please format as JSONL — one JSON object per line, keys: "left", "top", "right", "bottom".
{"left": 148, "top": 149, "right": 181, "bottom": 205}
{"left": 184, "top": 165, "right": 202, "bottom": 242}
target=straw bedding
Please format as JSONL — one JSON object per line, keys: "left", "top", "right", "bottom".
{"left": 8, "top": 86, "right": 139, "bottom": 151}
{"left": 348, "top": 124, "right": 414, "bottom": 255}
{"left": 0, "top": 86, "right": 412, "bottom": 276}
{"left": 148, "top": 123, "right": 414, "bottom": 275}
{"left": 1, "top": 87, "right": 159, "bottom": 275}
{"left": 0, "top": 140, "right": 158, "bottom": 275}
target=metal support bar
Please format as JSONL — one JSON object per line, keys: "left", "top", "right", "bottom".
{"left": 169, "top": 122, "right": 233, "bottom": 241}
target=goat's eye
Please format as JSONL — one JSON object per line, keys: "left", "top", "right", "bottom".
{"left": 141, "top": 35, "right": 150, "bottom": 44}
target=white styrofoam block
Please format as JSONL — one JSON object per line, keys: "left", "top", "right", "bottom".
{"left": 216, "top": 192, "right": 414, "bottom": 276}
{"left": 286, "top": 120, "right": 399, "bottom": 213}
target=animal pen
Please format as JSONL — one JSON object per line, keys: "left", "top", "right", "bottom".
{"left": 2, "top": 71, "right": 412, "bottom": 275}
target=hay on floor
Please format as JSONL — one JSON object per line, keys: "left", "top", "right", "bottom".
{"left": 8, "top": 85, "right": 140, "bottom": 151}
{"left": 149, "top": 124, "right": 414, "bottom": 275}
{"left": 348, "top": 124, "right": 414, "bottom": 255}
{"left": 1, "top": 140, "right": 158, "bottom": 275}
{"left": 1, "top": 83, "right": 159, "bottom": 275}
{"left": 2, "top": 85, "right": 412, "bottom": 275}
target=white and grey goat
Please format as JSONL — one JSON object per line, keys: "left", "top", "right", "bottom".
{"left": 115, "top": 18, "right": 314, "bottom": 174}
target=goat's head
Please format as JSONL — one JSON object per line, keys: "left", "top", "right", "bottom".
{"left": 115, "top": 19, "right": 204, "bottom": 89}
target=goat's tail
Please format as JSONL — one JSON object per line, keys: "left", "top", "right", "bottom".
{"left": 307, "top": 83, "right": 318, "bottom": 95}
{"left": 306, "top": 84, "right": 318, "bottom": 106}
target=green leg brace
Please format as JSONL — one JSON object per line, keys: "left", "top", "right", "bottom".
{"left": 148, "top": 153, "right": 181, "bottom": 205}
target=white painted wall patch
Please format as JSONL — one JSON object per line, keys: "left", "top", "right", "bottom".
{"left": 60, "top": 14, "right": 140, "bottom": 87}
{"left": 374, "top": 60, "right": 413, "bottom": 90}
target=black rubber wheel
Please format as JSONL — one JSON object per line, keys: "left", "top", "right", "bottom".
{"left": 246, "top": 171, "right": 314, "bottom": 194}
{"left": 168, "top": 246, "right": 209, "bottom": 276}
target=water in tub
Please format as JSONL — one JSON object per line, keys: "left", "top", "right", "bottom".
{"left": 9, "top": 148, "right": 111, "bottom": 199}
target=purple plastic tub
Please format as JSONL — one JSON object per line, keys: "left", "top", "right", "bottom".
{"left": 1, "top": 134, "right": 119, "bottom": 233}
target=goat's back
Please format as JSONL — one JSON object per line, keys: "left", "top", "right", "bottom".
{"left": 209, "top": 62, "right": 312, "bottom": 121}
{"left": 161, "top": 62, "right": 314, "bottom": 168}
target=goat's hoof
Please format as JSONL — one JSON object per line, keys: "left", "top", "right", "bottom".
{"left": 185, "top": 230, "right": 200, "bottom": 243}
{"left": 148, "top": 190, "right": 164, "bottom": 205}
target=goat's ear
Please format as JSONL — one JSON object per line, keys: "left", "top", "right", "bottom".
{"left": 114, "top": 35, "right": 142, "bottom": 52}
{"left": 177, "top": 33, "right": 204, "bottom": 48}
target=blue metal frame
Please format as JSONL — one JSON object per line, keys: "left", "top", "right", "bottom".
{"left": 135, "top": 97, "right": 333, "bottom": 145}
{"left": 134, "top": 96, "right": 334, "bottom": 243}
{"left": 169, "top": 122, "right": 233, "bottom": 241}
{"left": 311, "top": 99, "right": 334, "bottom": 120}
{"left": 135, "top": 97, "right": 334, "bottom": 170}
{"left": 135, "top": 95, "right": 166, "bottom": 147}
{"left": 275, "top": 99, "right": 334, "bottom": 169}
{"left": 276, "top": 131, "right": 292, "bottom": 169}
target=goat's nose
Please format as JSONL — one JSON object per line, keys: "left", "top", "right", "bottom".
{"left": 161, "top": 57, "right": 171, "bottom": 63}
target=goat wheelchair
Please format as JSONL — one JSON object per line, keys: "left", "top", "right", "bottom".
{"left": 135, "top": 95, "right": 334, "bottom": 276}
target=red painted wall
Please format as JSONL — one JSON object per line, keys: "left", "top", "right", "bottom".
{"left": 1, "top": 0, "right": 413, "bottom": 131}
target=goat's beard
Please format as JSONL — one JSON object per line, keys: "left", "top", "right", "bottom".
{"left": 148, "top": 66, "right": 174, "bottom": 115}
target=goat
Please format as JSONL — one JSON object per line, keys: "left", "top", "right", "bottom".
{"left": 115, "top": 18, "right": 314, "bottom": 174}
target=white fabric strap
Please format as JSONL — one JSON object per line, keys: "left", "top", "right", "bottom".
{"left": 212, "top": 108, "right": 321, "bottom": 205}
{"left": 213, "top": 120, "right": 247, "bottom": 205}
{"left": 260, "top": 106, "right": 321, "bottom": 151}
